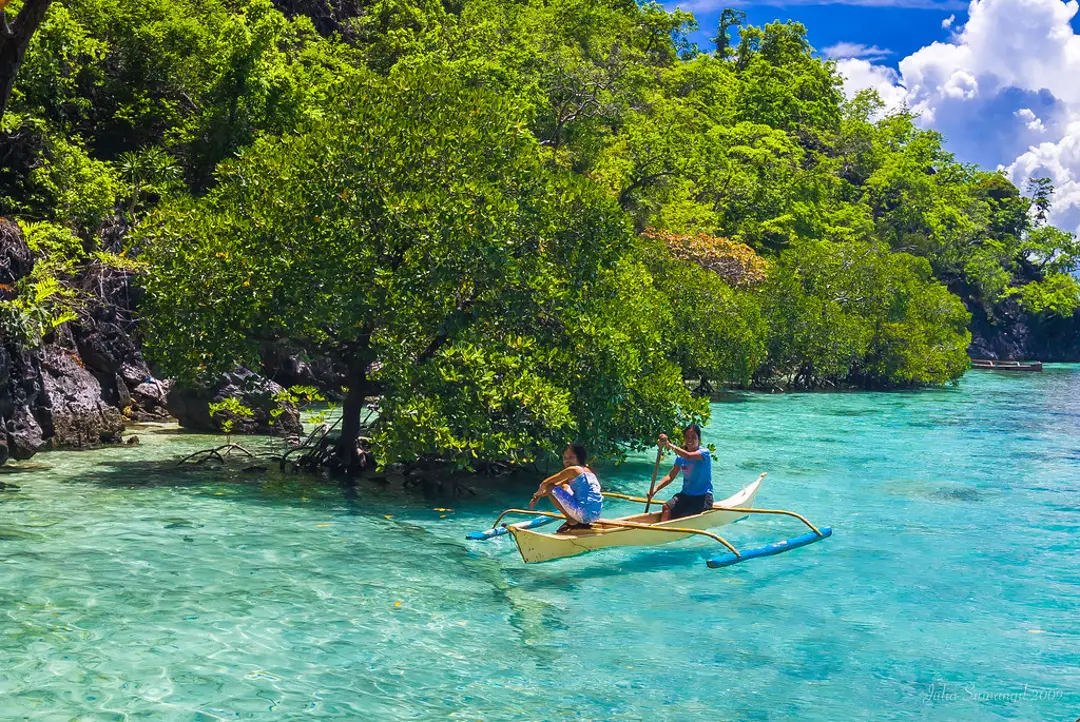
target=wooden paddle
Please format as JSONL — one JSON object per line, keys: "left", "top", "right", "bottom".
{"left": 643, "top": 446, "right": 663, "bottom": 513}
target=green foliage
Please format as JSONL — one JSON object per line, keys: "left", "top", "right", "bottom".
{"left": 19, "top": 220, "right": 83, "bottom": 273}
{"left": 733, "top": 21, "right": 843, "bottom": 135}
{"left": 4, "top": 0, "right": 1073, "bottom": 469}
{"left": 0, "top": 220, "right": 83, "bottom": 345}
{"left": 1022, "top": 225, "right": 1080, "bottom": 276}
{"left": 18, "top": 219, "right": 138, "bottom": 277}
{"left": 374, "top": 340, "right": 578, "bottom": 469}
{"left": 350, "top": 0, "right": 455, "bottom": 73}
{"left": 12, "top": 1, "right": 109, "bottom": 125}
{"left": 11, "top": 0, "right": 361, "bottom": 189}
{"left": 118, "top": 146, "right": 182, "bottom": 218}
{"left": 640, "top": 233, "right": 766, "bottom": 387}
{"left": 208, "top": 396, "right": 254, "bottom": 437}
{"left": 0, "top": 274, "right": 79, "bottom": 346}
{"left": 1017, "top": 273, "right": 1080, "bottom": 318}
{"left": 272, "top": 385, "right": 330, "bottom": 427}
{"left": 139, "top": 66, "right": 702, "bottom": 466}
{"left": 25, "top": 133, "right": 120, "bottom": 237}
{"left": 758, "top": 240, "right": 971, "bottom": 388}
{"left": 0, "top": 220, "right": 141, "bottom": 347}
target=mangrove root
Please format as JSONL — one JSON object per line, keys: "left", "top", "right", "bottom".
{"left": 177, "top": 443, "right": 257, "bottom": 466}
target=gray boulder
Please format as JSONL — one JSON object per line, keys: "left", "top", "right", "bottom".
{"left": 167, "top": 367, "right": 302, "bottom": 436}
{"left": 37, "top": 345, "right": 125, "bottom": 447}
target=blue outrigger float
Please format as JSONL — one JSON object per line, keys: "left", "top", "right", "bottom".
{"left": 467, "top": 473, "right": 833, "bottom": 568}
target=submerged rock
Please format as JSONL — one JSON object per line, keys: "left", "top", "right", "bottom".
{"left": 930, "top": 486, "right": 982, "bottom": 502}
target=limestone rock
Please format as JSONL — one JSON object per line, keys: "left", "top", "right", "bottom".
{"left": 37, "top": 345, "right": 124, "bottom": 447}
{"left": 167, "top": 367, "right": 302, "bottom": 436}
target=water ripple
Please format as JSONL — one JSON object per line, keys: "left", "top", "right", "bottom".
{"left": 1, "top": 367, "right": 1078, "bottom": 718}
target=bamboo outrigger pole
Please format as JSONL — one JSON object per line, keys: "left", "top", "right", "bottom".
{"left": 592, "top": 518, "right": 740, "bottom": 556}
{"left": 465, "top": 510, "right": 563, "bottom": 540}
{"left": 490, "top": 508, "right": 565, "bottom": 528}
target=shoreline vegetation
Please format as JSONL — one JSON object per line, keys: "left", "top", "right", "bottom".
{"left": 1, "top": 0, "right": 1078, "bottom": 474}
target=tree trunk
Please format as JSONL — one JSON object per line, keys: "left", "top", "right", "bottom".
{"left": 0, "top": 0, "right": 54, "bottom": 122}
{"left": 335, "top": 359, "right": 373, "bottom": 475}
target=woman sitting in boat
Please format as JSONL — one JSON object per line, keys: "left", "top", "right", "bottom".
{"left": 529, "top": 443, "right": 603, "bottom": 533}
{"left": 652, "top": 424, "right": 713, "bottom": 521}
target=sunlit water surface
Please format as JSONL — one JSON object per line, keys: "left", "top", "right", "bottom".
{"left": 1, "top": 367, "right": 1078, "bottom": 720}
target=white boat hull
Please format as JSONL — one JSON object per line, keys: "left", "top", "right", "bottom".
{"left": 507, "top": 477, "right": 762, "bottom": 563}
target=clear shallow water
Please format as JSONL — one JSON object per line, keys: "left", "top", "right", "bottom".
{"left": 1, "top": 368, "right": 1078, "bottom": 720}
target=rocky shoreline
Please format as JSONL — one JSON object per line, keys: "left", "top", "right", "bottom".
{"left": 1, "top": 220, "right": 301, "bottom": 466}
{"left": 966, "top": 299, "right": 1080, "bottom": 361}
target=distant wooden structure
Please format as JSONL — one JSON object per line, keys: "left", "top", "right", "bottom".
{"left": 970, "top": 359, "right": 1043, "bottom": 372}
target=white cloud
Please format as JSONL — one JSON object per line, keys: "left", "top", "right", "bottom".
{"left": 1007, "top": 117, "right": 1080, "bottom": 235}
{"left": 941, "top": 69, "right": 979, "bottom": 99}
{"left": 823, "top": 42, "right": 893, "bottom": 61}
{"left": 942, "top": 13, "right": 956, "bottom": 27}
{"left": 898, "top": 0, "right": 1080, "bottom": 112}
{"left": 1016, "top": 108, "right": 1047, "bottom": 132}
{"left": 833, "top": 0, "right": 1080, "bottom": 234}
{"left": 835, "top": 59, "right": 910, "bottom": 114}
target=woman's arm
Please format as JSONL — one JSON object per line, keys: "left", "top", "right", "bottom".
{"left": 658, "top": 433, "right": 704, "bottom": 461}
{"left": 529, "top": 466, "right": 579, "bottom": 508}
{"left": 650, "top": 465, "right": 680, "bottom": 496}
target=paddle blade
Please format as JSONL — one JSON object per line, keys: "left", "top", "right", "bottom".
{"left": 706, "top": 527, "right": 833, "bottom": 569}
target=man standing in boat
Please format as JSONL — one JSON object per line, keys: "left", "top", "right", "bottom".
{"left": 651, "top": 424, "right": 713, "bottom": 520}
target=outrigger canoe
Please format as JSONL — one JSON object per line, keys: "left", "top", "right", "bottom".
{"left": 467, "top": 473, "right": 833, "bottom": 568}
{"left": 970, "top": 358, "right": 1043, "bottom": 371}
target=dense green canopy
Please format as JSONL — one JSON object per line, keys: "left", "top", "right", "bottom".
{"left": 1, "top": 0, "right": 1077, "bottom": 467}
{"left": 139, "top": 66, "right": 705, "bottom": 465}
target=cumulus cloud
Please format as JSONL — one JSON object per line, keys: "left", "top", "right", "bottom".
{"left": 942, "top": 13, "right": 956, "bottom": 27}
{"left": 1007, "top": 117, "right": 1080, "bottom": 235}
{"left": 834, "top": 0, "right": 1080, "bottom": 234}
{"left": 835, "top": 58, "right": 910, "bottom": 114}
{"left": 823, "top": 42, "right": 893, "bottom": 61}
{"left": 1016, "top": 108, "right": 1047, "bottom": 132}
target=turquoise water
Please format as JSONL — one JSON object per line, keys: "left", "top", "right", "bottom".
{"left": 1, "top": 368, "right": 1078, "bottom": 720}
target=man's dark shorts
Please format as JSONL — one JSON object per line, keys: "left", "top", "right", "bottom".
{"left": 664, "top": 492, "right": 714, "bottom": 519}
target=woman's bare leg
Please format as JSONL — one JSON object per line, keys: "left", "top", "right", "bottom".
{"left": 546, "top": 483, "right": 575, "bottom": 521}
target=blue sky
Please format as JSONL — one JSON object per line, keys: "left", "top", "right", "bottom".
{"left": 663, "top": 0, "right": 1080, "bottom": 236}
{"left": 680, "top": 4, "right": 964, "bottom": 68}
{"left": 671, "top": 2, "right": 1080, "bottom": 79}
